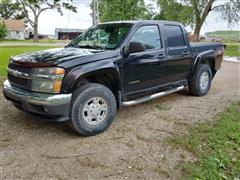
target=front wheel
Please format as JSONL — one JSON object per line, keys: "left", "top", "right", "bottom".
{"left": 188, "top": 64, "right": 212, "bottom": 96}
{"left": 69, "top": 83, "right": 117, "bottom": 136}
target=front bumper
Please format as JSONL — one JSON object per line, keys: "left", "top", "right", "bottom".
{"left": 3, "top": 80, "right": 72, "bottom": 121}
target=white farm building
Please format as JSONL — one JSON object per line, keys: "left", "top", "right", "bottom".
{"left": 4, "top": 19, "right": 25, "bottom": 40}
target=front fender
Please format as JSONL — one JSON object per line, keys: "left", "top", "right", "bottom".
{"left": 61, "top": 60, "right": 121, "bottom": 93}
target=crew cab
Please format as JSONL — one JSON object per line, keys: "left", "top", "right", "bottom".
{"left": 3, "top": 20, "right": 224, "bottom": 136}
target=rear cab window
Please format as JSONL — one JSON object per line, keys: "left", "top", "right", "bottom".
{"left": 165, "top": 25, "right": 186, "bottom": 48}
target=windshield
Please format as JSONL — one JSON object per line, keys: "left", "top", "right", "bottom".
{"left": 69, "top": 23, "right": 133, "bottom": 50}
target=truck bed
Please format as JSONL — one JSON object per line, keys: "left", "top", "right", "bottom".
{"left": 190, "top": 42, "right": 223, "bottom": 52}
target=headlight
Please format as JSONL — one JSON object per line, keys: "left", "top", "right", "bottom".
{"left": 33, "top": 67, "right": 65, "bottom": 75}
{"left": 31, "top": 67, "right": 65, "bottom": 93}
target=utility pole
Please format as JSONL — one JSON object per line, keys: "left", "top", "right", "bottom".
{"left": 92, "top": 0, "right": 99, "bottom": 26}
{"left": 96, "top": 0, "right": 99, "bottom": 24}
{"left": 92, "top": 0, "right": 96, "bottom": 26}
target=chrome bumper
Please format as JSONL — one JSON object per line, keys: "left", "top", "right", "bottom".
{"left": 3, "top": 80, "right": 72, "bottom": 106}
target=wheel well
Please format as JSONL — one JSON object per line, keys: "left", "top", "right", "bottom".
{"left": 199, "top": 58, "right": 216, "bottom": 77}
{"left": 73, "top": 70, "right": 121, "bottom": 108}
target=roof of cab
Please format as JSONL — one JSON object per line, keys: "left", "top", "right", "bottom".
{"left": 99, "top": 20, "right": 183, "bottom": 26}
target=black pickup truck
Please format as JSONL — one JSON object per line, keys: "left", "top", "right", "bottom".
{"left": 3, "top": 20, "right": 224, "bottom": 136}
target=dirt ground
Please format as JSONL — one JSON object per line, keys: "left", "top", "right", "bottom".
{"left": 1, "top": 61, "right": 239, "bottom": 180}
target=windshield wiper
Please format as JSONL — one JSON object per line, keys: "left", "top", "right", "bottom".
{"left": 78, "top": 45, "right": 104, "bottom": 50}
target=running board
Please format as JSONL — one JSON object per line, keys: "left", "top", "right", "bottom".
{"left": 122, "top": 85, "right": 184, "bottom": 106}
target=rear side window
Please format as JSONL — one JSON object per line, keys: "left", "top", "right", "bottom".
{"left": 130, "top": 25, "right": 161, "bottom": 50}
{"left": 165, "top": 25, "right": 185, "bottom": 47}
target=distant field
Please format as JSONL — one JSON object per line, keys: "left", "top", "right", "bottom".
{"left": 208, "top": 31, "right": 240, "bottom": 42}
{"left": 0, "top": 46, "right": 59, "bottom": 76}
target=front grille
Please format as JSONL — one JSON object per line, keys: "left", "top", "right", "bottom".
{"left": 8, "top": 63, "right": 32, "bottom": 74}
{"left": 8, "top": 74, "right": 28, "bottom": 85}
{"left": 7, "top": 64, "right": 32, "bottom": 90}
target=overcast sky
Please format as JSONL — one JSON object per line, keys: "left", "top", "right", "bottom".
{"left": 37, "top": 0, "right": 240, "bottom": 35}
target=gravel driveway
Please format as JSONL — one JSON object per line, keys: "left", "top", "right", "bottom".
{"left": 1, "top": 61, "right": 239, "bottom": 180}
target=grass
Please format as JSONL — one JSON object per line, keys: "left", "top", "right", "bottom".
{"left": 155, "top": 104, "right": 171, "bottom": 112}
{"left": 224, "top": 43, "right": 240, "bottom": 57}
{"left": 0, "top": 39, "right": 64, "bottom": 44}
{"left": 208, "top": 31, "right": 240, "bottom": 42}
{"left": 0, "top": 46, "right": 59, "bottom": 76}
{"left": 206, "top": 30, "right": 240, "bottom": 57}
{"left": 168, "top": 102, "right": 240, "bottom": 179}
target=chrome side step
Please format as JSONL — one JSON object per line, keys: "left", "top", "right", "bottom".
{"left": 122, "top": 85, "right": 184, "bottom": 106}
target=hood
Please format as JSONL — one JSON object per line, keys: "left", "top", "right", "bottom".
{"left": 11, "top": 47, "right": 99, "bottom": 67}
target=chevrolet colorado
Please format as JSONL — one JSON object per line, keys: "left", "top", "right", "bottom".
{"left": 3, "top": 20, "right": 224, "bottom": 136}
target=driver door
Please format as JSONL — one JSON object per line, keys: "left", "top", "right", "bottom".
{"left": 122, "top": 25, "right": 169, "bottom": 97}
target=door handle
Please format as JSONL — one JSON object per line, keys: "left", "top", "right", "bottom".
{"left": 158, "top": 53, "right": 164, "bottom": 58}
{"left": 182, "top": 51, "right": 189, "bottom": 55}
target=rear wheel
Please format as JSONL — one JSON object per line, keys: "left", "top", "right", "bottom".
{"left": 189, "top": 64, "right": 212, "bottom": 96}
{"left": 69, "top": 83, "right": 117, "bottom": 136}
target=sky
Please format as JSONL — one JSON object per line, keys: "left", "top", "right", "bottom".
{"left": 37, "top": 0, "right": 240, "bottom": 35}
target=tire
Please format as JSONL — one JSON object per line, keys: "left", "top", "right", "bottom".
{"left": 69, "top": 83, "right": 117, "bottom": 136}
{"left": 188, "top": 64, "right": 212, "bottom": 96}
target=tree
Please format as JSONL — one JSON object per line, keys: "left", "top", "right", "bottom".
{"left": 0, "top": 21, "right": 7, "bottom": 40}
{"left": 18, "top": 0, "right": 77, "bottom": 42}
{"left": 190, "top": 0, "right": 240, "bottom": 41}
{"left": 98, "top": 0, "right": 150, "bottom": 22}
{"left": 155, "top": 0, "right": 240, "bottom": 41}
{"left": 0, "top": 0, "right": 25, "bottom": 20}
{"left": 154, "top": 0, "right": 193, "bottom": 26}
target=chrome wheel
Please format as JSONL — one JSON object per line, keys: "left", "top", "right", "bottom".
{"left": 82, "top": 97, "right": 108, "bottom": 125}
{"left": 200, "top": 71, "right": 209, "bottom": 90}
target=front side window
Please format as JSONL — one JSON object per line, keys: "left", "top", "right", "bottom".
{"left": 69, "top": 23, "right": 132, "bottom": 50}
{"left": 129, "top": 25, "right": 161, "bottom": 50}
{"left": 165, "top": 25, "right": 186, "bottom": 47}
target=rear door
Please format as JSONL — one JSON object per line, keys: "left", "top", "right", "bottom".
{"left": 122, "top": 24, "right": 168, "bottom": 96}
{"left": 164, "top": 25, "right": 192, "bottom": 82}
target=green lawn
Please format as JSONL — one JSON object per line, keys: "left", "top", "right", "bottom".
{"left": 0, "top": 39, "right": 63, "bottom": 44}
{"left": 169, "top": 102, "right": 240, "bottom": 179}
{"left": 224, "top": 43, "right": 240, "bottom": 57}
{"left": 0, "top": 46, "right": 59, "bottom": 76}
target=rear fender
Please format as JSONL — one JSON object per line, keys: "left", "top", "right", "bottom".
{"left": 190, "top": 50, "right": 215, "bottom": 78}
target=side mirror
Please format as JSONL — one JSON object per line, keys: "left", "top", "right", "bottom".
{"left": 126, "top": 41, "right": 145, "bottom": 55}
